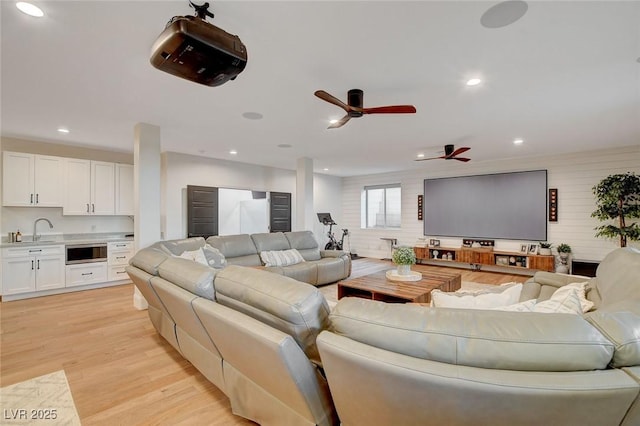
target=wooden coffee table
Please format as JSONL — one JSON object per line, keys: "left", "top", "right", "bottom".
{"left": 337, "top": 265, "right": 462, "bottom": 304}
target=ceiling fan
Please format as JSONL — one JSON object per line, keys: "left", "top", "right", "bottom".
{"left": 415, "top": 144, "right": 471, "bottom": 162}
{"left": 314, "top": 89, "right": 416, "bottom": 129}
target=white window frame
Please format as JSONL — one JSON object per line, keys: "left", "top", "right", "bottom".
{"left": 364, "top": 183, "right": 401, "bottom": 229}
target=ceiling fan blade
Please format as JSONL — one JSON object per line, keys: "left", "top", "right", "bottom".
{"left": 446, "top": 147, "right": 470, "bottom": 158}
{"left": 414, "top": 155, "right": 446, "bottom": 162}
{"left": 314, "top": 90, "right": 350, "bottom": 112}
{"left": 327, "top": 115, "right": 351, "bottom": 129}
{"left": 362, "top": 105, "right": 417, "bottom": 114}
{"left": 453, "top": 157, "right": 471, "bottom": 162}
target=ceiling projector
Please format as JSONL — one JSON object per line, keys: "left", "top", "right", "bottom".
{"left": 150, "top": 1, "right": 247, "bottom": 87}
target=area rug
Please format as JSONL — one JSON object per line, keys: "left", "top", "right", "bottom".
{"left": 320, "top": 280, "right": 496, "bottom": 307}
{"left": 0, "top": 370, "right": 81, "bottom": 425}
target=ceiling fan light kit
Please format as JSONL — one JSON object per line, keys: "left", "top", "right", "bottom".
{"left": 314, "top": 89, "right": 416, "bottom": 129}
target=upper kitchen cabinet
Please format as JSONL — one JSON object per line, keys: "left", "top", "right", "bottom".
{"left": 115, "top": 163, "right": 134, "bottom": 216}
{"left": 63, "top": 159, "right": 115, "bottom": 215}
{"left": 2, "top": 151, "right": 63, "bottom": 207}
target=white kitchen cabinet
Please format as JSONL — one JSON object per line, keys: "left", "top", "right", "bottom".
{"left": 63, "top": 159, "right": 115, "bottom": 215}
{"left": 65, "top": 262, "right": 108, "bottom": 287}
{"left": 107, "top": 241, "right": 133, "bottom": 281}
{"left": 115, "top": 163, "right": 134, "bottom": 216}
{"left": 1, "top": 245, "right": 65, "bottom": 295}
{"left": 2, "top": 151, "right": 63, "bottom": 207}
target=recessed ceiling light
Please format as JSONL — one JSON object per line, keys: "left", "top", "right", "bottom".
{"left": 329, "top": 119, "right": 339, "bottom": 125}
{"left": 57, "top": 127, "right": 70, "bottom": 134}
{"left": 229, "top": 150, "right": 238, "bottom": 155}
{"left": 323, "top": 168, "right": 329, "bottom": 171}
{"left": 277, "top": 144, "right": 292, "bottom": 148}
{"left": 466, "top": 78, "right": 482, "bottom": 86}
{"left": 242, "top": 112, "right": 263, "bottom": 120}
{"left": 417, "top": 153, "right": 425, "bottom": 158}
{"left": 513, "top": 138, "right": 524, "bottom": 145}
{"left": 16, "top": 2, "right": 44, "bottom": 17}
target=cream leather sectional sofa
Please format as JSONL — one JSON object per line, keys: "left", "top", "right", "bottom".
{"left": 126, "top": 235, "right": 339, "bottom": 425}
{"left": 128, "top": 240, "right": 639, "bottom": 425}
{"left": 206, "top": 231, "right": 351, "bottom": 285}
{"left": 317, "top": 248, "right": 640, "bottom": 425}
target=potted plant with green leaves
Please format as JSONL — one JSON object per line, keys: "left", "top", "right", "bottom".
{"left": 392, "top": 246, "right": 416, "bottom": 275}
{"left": 539, "top": 242, "right": 553, "bottom": 256}
{"left": 556, "top": 243, "right": 572, "bottom": 274}
{"left": 591, "top": 172, "right": 640, "bottom": 247}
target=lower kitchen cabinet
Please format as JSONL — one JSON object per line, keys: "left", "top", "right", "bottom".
{"left": 2, "top": 245, "right": 65, "bottom": 295}
{"left": 65, "top": 262, "right": 108, "bottom": 287}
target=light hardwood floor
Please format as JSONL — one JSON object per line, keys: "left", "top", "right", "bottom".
{"left": 0, "top": 258, "right": 528, "bottom": 425}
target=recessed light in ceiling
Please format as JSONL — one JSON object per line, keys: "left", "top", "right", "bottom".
{"left": 513, "top": 138, "right": 524, "bottom": 145}
{"left": 57, "top": 127, "right": 70, "bottom": 134}
{"left": 242, "top": 112, "right": 263, "bottom": 120}
{"left": 480, "top": 1, "right": 528, "bottom": 29}
{"left": 323, "top": 168, "right": 329, "bottom": 171}
{"left": 466, "top": 78, "right": 482, "bottom": 86}
{"left": 229, "top": 150, "right": 238, "bottom": 155}
{"left": 329, "top": 119, "right": 339, "bottom": 125}
{"left": 277, "top": 144, "right": 292, "bottom": 148}
{"left": 417, "top": 153, "right": 425, "bottom": 158}
{"left": 16, "top": 2, "right": 44, "bottom": 17}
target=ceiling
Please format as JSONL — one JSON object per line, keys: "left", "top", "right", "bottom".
{"left": 2, "top": 1, "right": 639, "bottom": 177}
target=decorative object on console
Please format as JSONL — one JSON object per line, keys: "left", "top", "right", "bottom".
{"left": 548, "top": 188, "right": 558, "bottom": 222}
{"left": 520, "top": 244, "right": 528, "bottom": 253}
{"left": 392, "top": 246, "right": 416, "bottom": 275}
{"left": 528, "top": 244, "right": 539, "bottom": 254}
{"left": 462, "top": 238, "right": 495, "bottom": 248}
{"left": 539, "top": 242, "right": 553, "bottom": 256}
{"left": 556, "top": 243, "right": 572, "bottom": 274}
{"left": 591, "top": 172, "right": 640, "bottom": 247}
{"left": 429, "top": 239, "right": 440, "bottom": 247}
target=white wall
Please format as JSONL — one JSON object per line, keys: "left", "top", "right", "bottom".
{"left": 342, "top": 145, "right": 640, "bottom": 262}
{"left": 161, "top": 152, "right": 343, "bottom": 244}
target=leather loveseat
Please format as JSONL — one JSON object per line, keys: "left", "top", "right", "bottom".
{"left": 317, "top": 248, "right": 640, "bottom": 426}
{"left": 126, "top": 237, "right": 339, "bottom": 425}
{"left": 206, "top": 231, "right": 351, "bottom": 285}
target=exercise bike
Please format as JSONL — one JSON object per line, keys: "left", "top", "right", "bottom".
{"left": 317, "top": 213, "right": 349, "bottom": 251}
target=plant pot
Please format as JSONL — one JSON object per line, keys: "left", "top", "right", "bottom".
{"left": 539, "top": 248, "right": 552, "bottom": 256}
{"left": 396, "top": 264, "right": 411, "bottom": 275}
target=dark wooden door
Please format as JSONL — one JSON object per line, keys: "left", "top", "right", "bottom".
{"left": 187, "top": 185, "right": 218, "bottom": 237}
{"left": 269, "top": 192, "right": 291, "bottom": 233}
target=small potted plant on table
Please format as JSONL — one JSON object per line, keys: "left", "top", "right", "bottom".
{"left": 392, "top": 246, "right": 417, "bottom": 275}
{"left": 539, "top": 242, "right": 553, "bottom": 256}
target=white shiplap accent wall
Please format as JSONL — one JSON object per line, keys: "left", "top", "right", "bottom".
{"left": 342, "top": 145, "right": 640, "bottom": 262}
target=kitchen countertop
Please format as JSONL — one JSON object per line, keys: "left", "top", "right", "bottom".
{"left": 1, "top": 233, "right": 134, "bottom": 248}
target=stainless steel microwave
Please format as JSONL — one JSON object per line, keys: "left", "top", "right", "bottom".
{"left": 65, "top": 243, "right": 107, "bottom": 265}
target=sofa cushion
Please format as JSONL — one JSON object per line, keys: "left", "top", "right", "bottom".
{"left": 251, "top": 232, "right": 291, "bottom": 252}
{"left": 267, "top": 262, "right": 319, "bottom": 285}
{"left": 329, "top": 297, "right": 614, "bottom": 371}
{"left": 176, "top": 247, "right": 208, "bottom": 266}
{"left": 213, "top": 265, "right": 330, "bottom": 364}
{"left": 586, "top": 300, "right": 640, "bottom": 368}
{"left": 129, "top": 246, "right": 168, "bottom": 276}
{"left": 206, "top": 234, "right": 261, "bottom": 266}
{"left": 157, "top": 237, "right": 206, "bottom": 255}
{"left": 158, "top": 257, "right": 216, "bottom": 300}
{"left": 533, "top": 289, "right": 582, "bottom": 314}
{"left": 285, "top": 231, "right": 322, "bottom": 261}
{"left": 260, "top": 249, "right": 305, "bottom": 267}
{"left": 594, "top": 247, "right": 640, "bottom": 306}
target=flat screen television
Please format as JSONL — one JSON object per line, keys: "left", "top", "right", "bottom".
{"left": 423, "top": 170, "right": 547, "bottom": 241}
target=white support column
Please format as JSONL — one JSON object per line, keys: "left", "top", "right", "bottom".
{"left": 296, "top": 157, "right": 314, "bottom": 231}
{"left": 132, "top": 123, "right": 161, "bottom": 310}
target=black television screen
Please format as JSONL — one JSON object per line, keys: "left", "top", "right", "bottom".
{"left": 423, "top": 170, "right": 547, "bottom": 241}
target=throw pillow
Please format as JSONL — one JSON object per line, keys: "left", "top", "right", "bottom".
{"left": 559, "top": 282, "right": 594, "bottom": 312}
{"left": 533, "top": 289, "right": 582, "bottom": 314}
{"left": 260, "top": 249, "right": 306, "bottom": 267}
{"left": 489, "top": 299, "right": 537, "bottom": 312}
{"left": 431, "top": 283, "right": 523, "bottom": 309}
{"left": 176, "top": 248, "right": 208, "bottom": 266}
{"left": 202, "top": 244, "right": 227, "bottom": 269}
